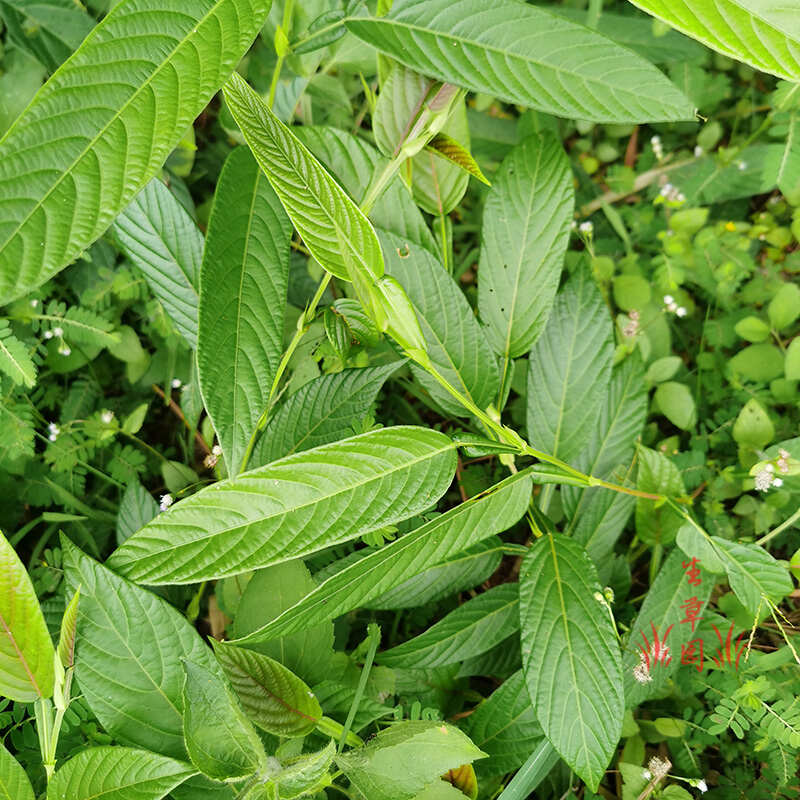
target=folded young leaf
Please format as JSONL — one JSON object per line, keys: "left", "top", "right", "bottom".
{"left": 0, "top": 741, "right": 34, "bottom": 800}
{"left": 0, "top": 530, "right": 54, "bottom": 702}
{"left": 525, "top": 267, "right": 612, "bottom": 461}
{"left": 232, "top": 470, "right": 531, "bottom": 645}
{"left": 223, "top": 72, "right": 384, "bottom": 283}
{"left": 346, "top": 0, "right": 694, "bottom": 123}
{"left": 377, "top": 584, "right": 519, "bottom": 668}
{"left": 520, "top": 535, "right": 624, "bottom": 791}
{"left": 61, "top": 537, "right": 220, "bottom": 759}
{"left": 0, "top": 0, "right": 271, "bottom": 303}
{"left": 114, "top": 178, "right": 203, "bottom": 348}
{"left": 198, "top": 147, "right": 292, "bottom": 473}
{"left": 108, "top": 427, "right": 456, "bottom": 584}
{"left": 213, "top": 641, "right": 323, "bottom": 738}
{"left": 627, "top": 0, "right": 800, "bottom": 82}
{"left": 182, "top": 659, "right": 267, "bottom": 781}
{"left": 46, "top": 747, "right": 196, "bottom": 800}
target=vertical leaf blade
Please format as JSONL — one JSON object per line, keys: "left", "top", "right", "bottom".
{"left": 198, "top": 147, "right": 292, "bottom": 472}
{"left": 519, "top": 535, "right": 624, "bottom": 791}
{"left": 480, "top": 134, "right": 575, "bottom": 361}
{"left": 0, "top": 741, "right": 34, "bottom": 800}
{"left": 0, "top": 0, "right": 272, "bottom": 303}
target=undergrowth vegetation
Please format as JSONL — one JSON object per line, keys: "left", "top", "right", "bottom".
{"left": 0, "top": 1, "right": 799, "bottom": 799}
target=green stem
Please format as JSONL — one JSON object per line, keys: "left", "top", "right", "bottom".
{"left": 34, "top": 698, "right": 56, "bottom": 780}
{"left": 586, "top": 0, "right": 602, "bottom": 28}
{"left": 756, "top": 503, "right": 800, "bottom": 546}
{"left": 360, "top": 152, "right": 406, "bottom": 216}
{"left": 267, "top": 0, "right": 296, "bottom": 109}
{"left": 339, "top": 623, "right": 380, "bottom": 752}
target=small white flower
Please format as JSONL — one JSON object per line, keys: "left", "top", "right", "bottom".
{"left": 203, "top": 452, "right": 219, "bottom": 469}
{"left": 754, "top": 468, "right": 773, "bottom": 492}
{"left": 101, "top": 410, "right": 114, "bottom": 424}
{"left": 737, "top": 160, "right": 747, "bottom": 171}
{"left": 647, "top": 756, "right": 671, "bottom": 779}
{"left": 59, "top": 345, "right": 71, "bottom": 356}
{"left": 48, "top": 433, "right": 58, "bottom": 442}
{"left": 44, "top": 330, "right": 53, "bottom": 340}
{"left": 663, "top": 294, "right": 674, "bottom": 305}
{"left": 650, "top": 135, "right": 661, "bottom": 146}
{"left": 212, "top": 444, "right": 222, "bottom": 456}
{"left": 159, "top": 494, "right": 174, "bottom": 511}
{"left": 30, "top": 299, "right": 39, "bottom": 308}
{"left": 660, "top": 184, "right": 674, "bottom": 197}
{"left": 171, "top": 378, "right": 182, "bottom": 389}
{"left": 694, "top": 145, "right": 703, "bottom": 157}
{"left": 676, "top": 192, "right": 686, "bottom": 203}
{"left": 570, "top": 220, "right": 578, "bottom": 231}
{"left": 676, "top": 306, "right": 688, "bottom": 317}
{"left": 697, "top": 779, "right": 708, "bottom": 793}
{"left": 642, "top": 769, "right": 652, "bottom": 780}
{"left": 47, "top": 422, "right": 60, "bottom": 442}
{"left": 579, "top": 221, "right": 594, "bottom": 235}
{"left": 772, "top": 477, "right": 783, "bottom": 488}
{"left": 632, "top": 661, "right": 652, "bottom": 684}
{"left": 53, "top": 326, "right": 63, "bottom": 338}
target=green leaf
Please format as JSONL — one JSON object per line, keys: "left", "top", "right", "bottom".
{"left": 732, "top": 398, "right": 774, "bottom": 449}
{"left": 571, "top": 489, "right": 635, "bottom": 563}
{"left": 463, "top": 670, "right": 543, "bottom": 778}
{"left": 734, "top": 316, "right": 771, "bottom": 343}
{"left": 233, "top": 560, "right": 334, "bottom": 685}
{"left": 525, "top": 268, "right": 613, "bottom": 461}
{"left": 232, "top": 471, "right": 531, "bottom": 646}
{"left": 223, "top": 72, "right": 383, "bottom": 282}
{"left": 495, "top": 740, "right": 560, "bottom": 800}
{"left": 519, "top": 535, "right": 624, "bottom": 791}
{"left": 626, "top": 0, "right": 800, "bottom": 82}
{"left": 109, "top": 427, "right": 456, "bottom": 584}
{"left": 213, "top": 641, "right": 322, "bottom": 738}
{"left": 47, "top": 747, "right": 196, "bottom": 800}
{"left": 623, "top": 549, "right": 712, "bottom": 707}
{"left": 712, "top": 538, "right": 793, "bottom": 615}
{"left": 0, "top": 0, "right": 272, "bottom": 304}
{"left": 0, "top": 530, "right": 54, "bottom": 702}
{"left": 563, "top": 355, "right": 648, "bottom": 519}
{"left": 480, "top": 134, "right": 575, "bottom": 362}
{"left": 729, "top": 342, "right": 785, "bottom": 383}
{"left": 61, "top": 538, "right": 220, "bottom": 759}
{"left": 335, "top": 721, "right": 486, "bottom": 800}
{"left": 366, "top": 537, "right": 503, "bottom": 610}
{"left": 198, "top": 147, "right": 292, "bottom": 473}
{"left": 346, "top": 0, "right": 694, "bottom": 123}
{"left": 381, "top": 231, "right": 500, "bottom": 417}
{"left": 427, "top": 133, "right": 490, "bottom": 185}
{"left": 772, "top": 112, "right": 800, "bottom": 203}
{"left": 57, "top": 588, "right": 80, "bottom": 669}
{"left": 113, "top": 178, "right": 202, "bottom": 348}
{"left": 378, "top": 584, "right": 519, "bottom": 668}
{"left": 253, "top": 363, "right": 402, "bottom": 466}
{"left": 0, "top": 0, "right": 93, "bottom": 72}
{"left": 182, "top": 659, "right": 267, "bottom": 781}
{"left": 767, "top": 282, "right": 800, "bottom": 331}
{"left": 786, "top": 337, "right": 800, "bottom": 380}
{"left": 274, "top": 741, "right": 335, "bottom": 799}
{"left": 675, "top": 524, "right": 726, "bottom": 574}
{"left": 296, "top": 127, "right": 437, "bottom": 255}
{"left": 635, "top": 446, "right": 685, "bottom": 546}
{"left": 116, "top": 480, "right": 158, "bottom": 545}
{"left": 0, "top": 320, "right": 36, "bottom": 387}
{"left": 654, "top": 381, "right": 696, "bottom": 430}
{"left": 0, "top": 741, "right": 33, "bottom": 800}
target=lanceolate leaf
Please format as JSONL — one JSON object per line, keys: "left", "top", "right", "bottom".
{"left": 525, "top": 268, "right": 613, "bottom": 462}
{"left": 464, "top": 670, "right": 543, "bottom": 778}
{"left": 213, "top": 641, "right": 323, "bottom": 738}
{"left": 563, "top": 355, "right": 648, "bottom": 519}
{"left": 114, "top": 178, "right": 202, "bottom": 348}
{"left": 426, "top": 133, "right": 490, "bottom": 185}
{"left": 198, "top": 147, "right": 292, "bottom": 473}
{"left": 381, "top": 231, "right": 500, "bottom": 417}
{"left": 0, "top": 742, "right": 33, "bottom": 800}
{"left": 182, "top": 659, "right": 267, "bottom": 781}
{"left": 626, "top": 0, "right": 800, "bottom": 82}
{"left": 623, "top": 548, "right": 712, "bottom": 708}
{"left": 253, "top": 362, "right": 402, "bottom": 466}
{"left": 0, "top": 0, "right": 272, "bottom": 304}
{"left": 346, "top": 0, "right": 694, "bottom": 123}
{"left": 46, "top": 747, "right": 196, "bottom": 800}
{"left": 108, "top": 427, "right": 456, "bottom": 585}
{"left": 570, "top": 488, "right": 635, "bottom": 562}
{"left": 378, "top": 584, "right": 519, "bottom": 668}
{"left": 0, "top": 530, "right": 54, "bottom": 702}
{"left": 519, "top": 535, "right": 624, "bottom": 791}
{"left": 480, "top": 134, "right": 574, "bottom": 362}
{"left": 61, "top": 538, "right": 220, "bottom": 759}
{"left": 233, "top": 471, "right": 531, "bottom": 645}
{"left": 223, "top": 72, "right": 383, "bottom": 282}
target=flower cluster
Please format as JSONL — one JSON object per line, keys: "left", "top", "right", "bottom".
{"left": 623, "top": 310, "right": 640, "bottom": 338}
{"left": 647, "top": 755, "right": 671, "bottom": 779}
{"left": 43, "top": 325, "right": 71, "bottom": 355}
{"left": 100, "top": 409, "right": 114, "bottom": 425}
{"left": 159, "top": 493, "right": 173, "bottom": 512}
{"left": 203, "top": 444, "right": 223, "bottom": 469}
{"left": 658, "top": 183, "right": 686, "bottom": 204}
{"left": 632, "top": 660, "right": 652, "bottom": 684}
{"left": 47, "top": 422, "right": 60, "bottom": 442}
{"left": 754, "top": 463, "right": 784, "bottom": 492}
{"left": 663, "top": 295, "right": 688, "bottom": 317}
{"left": 651, "top": 134, "right": 664, "bottom": 160}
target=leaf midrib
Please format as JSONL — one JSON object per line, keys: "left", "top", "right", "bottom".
{"left": 0, "top": 0, "right": 230, "bottom": 259}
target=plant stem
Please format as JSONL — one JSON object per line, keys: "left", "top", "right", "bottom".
{"left": 360, "top": 152, "right": 406, "bottom": 216}
{"left": 586, "top": 0, "right": 602, "bottom": 28}
{"left": 339, "top": 623, "right": 380, "bottom": 752}
{"left": 267, "top": 0, "right": 295, "bottom": 109}
{"left": 756, "top": 504, "right": 800, "bottom": 546}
